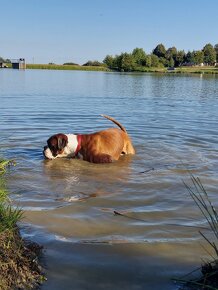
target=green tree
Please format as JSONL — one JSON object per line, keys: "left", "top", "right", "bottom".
{"left": 113, "top": 55, "right": 122, "bottom": 70}
{"left": 83, "top": 60, "right": 105, "bottom": 66}
{"left": 153, "top": 43, "right": 166, "bottom": 58}
{"left": 192, "top": 50, "right": 204, "bottom": 65}
{"left": 214, "top": 44, "right": 218, "bottom": 62}
{"left": 150, "top": 54, "right": 160, "bottom": 67}
{"left": 103, "top": 55, "right": 115, "bottom": 68}
{"left": 145, "top": 55, "right": 152, "bottom": 67}
{"left": 185, "top": 51, "right": 194, "bottom": 64}
{"left": 175, "top": 50, "right": 185, "bottom": 66}
{"left": 132, "top": 48, "right": 146, "bottom": 66}
{"left": 159, "top": 57, "right": 169, "bottom": 67}
{"left": 202, "top": 43, "right": 216, "bottom": 65}
{"left": 169, "top": 57, "right": 175, "bottom": 67}
{"left": 166, "top": 47, "right": 177, "bottom": 61}
{"left": 118, "top": 53, "right": 136, "bottom": 72}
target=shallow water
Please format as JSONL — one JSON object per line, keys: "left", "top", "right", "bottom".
{"left": 1, "top": 69, "right": 218, "bottom": 289}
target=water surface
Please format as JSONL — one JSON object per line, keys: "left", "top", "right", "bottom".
{"left": 0, "top": 69, "right": 218, "bottom": 289}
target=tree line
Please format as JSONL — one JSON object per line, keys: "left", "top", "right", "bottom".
{"left": 1, "top": 43, "right": 218, "bottom": 72}
{"left": 102, "top": 43, "right": 218, "bottom": 72}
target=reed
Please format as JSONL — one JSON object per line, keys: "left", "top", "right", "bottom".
{"left": 0, "top": 159, "right": 12, "bottom": 175}
{"left": 174, "top": 175, "right": 218, "bottom": 289}
{"left": 184, "top": 175, "right": 218, "bottom": 259}
{"left": 0, "top": 203, "right": 23, "bottom": 232}
{"left": 0, "top": 160, "right": 13, "bottom": 202}
{"left": 0, "top": 160, "right": 22, "bottom": 232}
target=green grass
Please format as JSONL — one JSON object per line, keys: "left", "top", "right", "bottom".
{"left": 0, "top": 160, "right": 15, "bottom": 201}
{"left": 0, "top": 160, "right": 22, "bottom": 233}
{"left": 134, "top": 66, "right": 218, "bottom": 74}
{"left": 133, "top": 66, "right": 166, "bottom": 73}
{"left": 0, "top": 160, "right": 10, "bottom": 201}
{"left": 0, "top": 203, "right": 23, "bottom": 232}
{"left": 26, "top": 63, "right": 110, "bottom": 71}
{"left": 173, "top": 66, "right": 218, "bottom": 74}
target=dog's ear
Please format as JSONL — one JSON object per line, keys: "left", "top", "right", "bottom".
{"left": 57, "top": 134, "right": 68, "bottom": 150}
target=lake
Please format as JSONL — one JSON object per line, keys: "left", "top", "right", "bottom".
{"left": 0, "top": 69, "right": 218, "bottom": 289}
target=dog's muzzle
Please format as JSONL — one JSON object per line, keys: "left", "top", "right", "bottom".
{"left": 43, "top": 146, "right": 55, "bottom": 160}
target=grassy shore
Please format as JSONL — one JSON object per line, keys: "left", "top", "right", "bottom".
{"left": 133, "top": 65, "right": 218, "bottom": 74}
{"left": 173, "top": 66, "right": 218, "bottom": 74}
{"left": 4, "top": 63, "right": 218, "bottom": 74}
{"left": 26, "top": 63, "right": 110, "bottom": 71}
{"left": 27, "top": 64, "right": 218, "bottom": 74}
{"left": 0, "top": 160, "right": 44, "bottom": 289}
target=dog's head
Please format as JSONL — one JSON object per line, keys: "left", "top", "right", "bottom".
{"left": 43, "top": 133, "right": 81, "bottom": 160}
{"left": 43, "top": 133, "right": 68, "bottom": 159}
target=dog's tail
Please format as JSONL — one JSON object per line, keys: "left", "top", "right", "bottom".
{"left": 101, "top": 114, "right": 127, "bottom": 133}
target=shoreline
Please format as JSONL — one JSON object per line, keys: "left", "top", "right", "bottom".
{"left": 2, "top": 63, "right": 218, "bottom": 74}
{"left": 27, "top": 64, "right": 218, "bottom": 74}
{"left": 0, "top": 160, "right": 44, "bottom": 289}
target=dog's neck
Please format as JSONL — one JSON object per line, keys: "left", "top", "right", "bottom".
{"left": 66, "top": 134, "right": 82, "bottom": 156}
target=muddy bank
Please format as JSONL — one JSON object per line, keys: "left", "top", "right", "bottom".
{"left": 0, "top": 160, "right": 45, "bottom": 289}
{"left": 0, "top": 227, "right": 44, "bottom": 289}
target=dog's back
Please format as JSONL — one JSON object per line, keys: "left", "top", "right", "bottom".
{"left": 100, "top": 115, "right": 135, "bottom": 155}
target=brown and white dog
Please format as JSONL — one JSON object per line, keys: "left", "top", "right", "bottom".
{"left": 43, "top": 115, "right": 135, "bottom": 163}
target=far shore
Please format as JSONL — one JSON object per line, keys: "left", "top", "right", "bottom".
{"left": 3, "top": 63, "right": 218, "bottom": 74}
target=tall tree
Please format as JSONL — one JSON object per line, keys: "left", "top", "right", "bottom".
{"left": 119, "top": 53, "right": 136, "bottom": 72}
{"left": 145, "top": 55, "right": 152, "bottom": 67}
{"left": 214, "top": 44, "right": 218, "bottom": 62}
{"left": 150, "top": 54, "right": 160, "bottom": 67}
{"left": 159, "top": 57, "right": 169, "bottom": 67}
{"left": 169, "top": 57, "right": 175, "bottom": 67}
{"left": 113, "top": 55, "right": 122, "bottom": 70}
{"left": 202, "top": 43, "right": 216, "bottom": 65}
{"left": 153, "top": 44, "right": 166, "bottom": 58}
{"left": 185, "top": 51, "right": 194, "bottom": 63}
{"left": 132, "top": 48, "right": 146, "bottom": 66}
{"left": 192, "top": 50, "right": 204, "bottom": 65}
{"left": 103, "top": 55, "right": 115, "bottom": 68}
{"left": 175, "top": 50, "right": 185, "bottom": 66}
{"left": 166, "top": 47, "right": 177, "bottom": 61}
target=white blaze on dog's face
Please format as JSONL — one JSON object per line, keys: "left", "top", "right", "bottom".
{"left": 43, "top": 133, "right": 78, "bottom": 159}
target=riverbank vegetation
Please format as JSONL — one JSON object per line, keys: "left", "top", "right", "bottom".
{"left": 103, "top": 43, "right": 218, "bottom": 72}
{"left": 1, "top": 42, "right": 218, "bottom": 74}
{"left": 2, "top": 62, "right": 218, "bottom": 74}
{"left": 175, "top": 176, "right": 218, "bottom": 289}
{"left": 26, "top": 63, "right": 109, "bottom": 71}
{"left": 0, "top": 160, "right": 44, "bottom": 289}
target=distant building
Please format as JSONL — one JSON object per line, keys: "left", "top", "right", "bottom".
{"left": 11, "top": 58, "right": 26, "bottom": 69}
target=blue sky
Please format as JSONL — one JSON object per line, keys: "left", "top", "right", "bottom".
{"left": 0, "top": 0, "right": 217, "bottom": 64}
